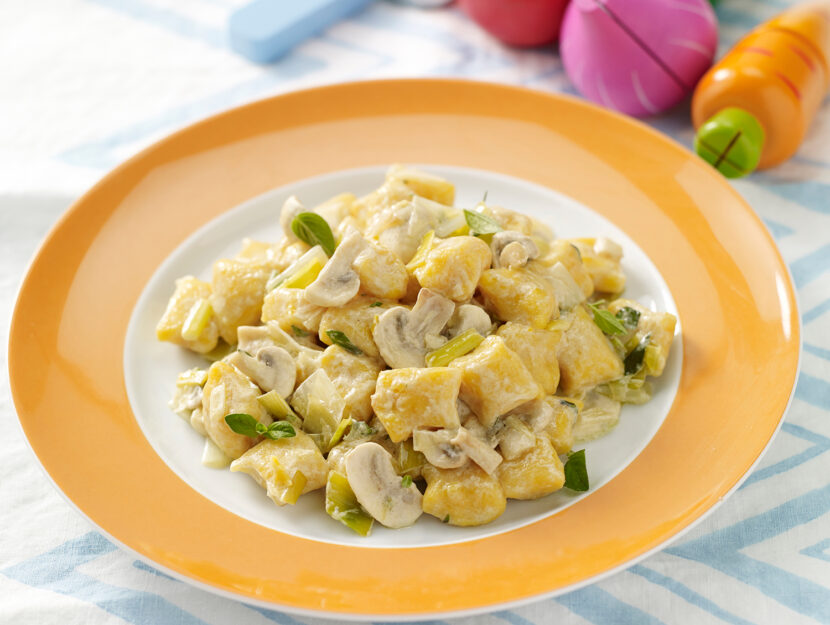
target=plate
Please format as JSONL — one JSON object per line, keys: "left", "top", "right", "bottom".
{"left": 124, "top": 164, "right": 682, "bottom": 548}
{"left": 9, "top": 79, "right": 799, "bottom": 619}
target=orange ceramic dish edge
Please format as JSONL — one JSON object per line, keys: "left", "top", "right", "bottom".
{"left": 8, "top": 79, "right": 799, "bottom": 619}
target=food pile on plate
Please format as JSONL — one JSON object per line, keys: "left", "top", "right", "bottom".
{"left": 157, "top": 166, "right": 676, "bottom": 535}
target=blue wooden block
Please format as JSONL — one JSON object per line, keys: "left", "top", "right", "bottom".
{"left": 229, "top": 0, "right": 374, "bottom": 64}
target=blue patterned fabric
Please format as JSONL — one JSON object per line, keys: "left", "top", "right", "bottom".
{"left": 1, "top": 0, "right": 828, "bottom": 623}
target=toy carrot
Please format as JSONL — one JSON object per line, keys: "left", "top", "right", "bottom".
{"left": 692, "top": 2, "right": 830, "bottom": 177}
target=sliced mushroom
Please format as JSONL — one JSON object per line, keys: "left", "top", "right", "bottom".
{"left": 414, "top": 425, "right": 502, "bottom": 474}
{"left": 279, "top": 196, "right": 306, "bottom": 241}
{"left": 227, "top": 346, "right": 296, "bottom": 397}
{"left": 344, "top": 442, "right": 423, "bottom": 529}
{"left": 263, "top": 322, "right": 324, "bottom": 381}
{"left": 451, "top": 427, "right": 502, "bottom": 475}
{"left": 169, "top": 384, "right": 203, "bottom": 419}
{"left": 515, "top": 399, "right": 555, "bottom": 434}
{"left": 304, "top": 231, "right": 367, "bottom": 307}
{"left": 497, "top": 415, "right": 537, "bottom": 460}
{"left": 462, "top": 414, "right": 498, "bottom": 448}
{"left": 446, "top": 304, "right": 492, "bottom": 339}
{"left": 491, "top": 231, "right": 539, "bottom": 269}
{"left": 546, "top": 261, "right": 586, "bottom": 311}
{"left": 413, "top": 428, "right": 468, "bottom": 469}
{"left": 237, "top": 325, "right": 276, "bottom": 355}
{"left": 372, "top": 288, "right": 455, "bottom": 368}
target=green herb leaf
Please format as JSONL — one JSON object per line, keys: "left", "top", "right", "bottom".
{"left": 463, "top": 209, "right": 502, "bottom": 237}
{"left": 624, "top": 334, "right": 650, "bottom": 375}
{"left": 291, "top": 324, "right": 308, "bottom": 337}
{"left": 263, "top": 421, "right": 297, "bottom": 440}
{"left": 326, "top": 330, "right": 363, "bottom": 355}
{"left": 442, "top": 514, "right": 450, "bottom": 524}
{"left": 224, "top": 413, "right": 261, "bottom": 438}
{"left": 225, "top": 414, "right": 295, "bottom": 440}
{"left": 291, "top": 212, "right": 336, "bottom": 256}
{"left": 401, "top": 475, "right": 413, "bottom": 488}
{"left": 238, "top": 349, "right": 253, "bottom": 357}
{"left": 563, "top": 449, "right": 589, "bottom": 491}
{"left": 560, "top": 399, "right": 577, "bottom": 410}
{"left": 615, "top": 306, "right": 641, "bottom": 330}
{"left": 587, "top": 302, "right": 626, "bottom": 335}
{"left": 369, "top": 301, "right": 383, "bottom": 308}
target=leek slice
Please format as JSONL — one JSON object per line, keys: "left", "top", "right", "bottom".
{"left": 425, "top": 329, "right": 483, "bottom": 367}
{"left": 405, "top": 230, "right": 435, "bottom": 272}
{"left": 290, "top": 370, "right": 345, "bottom": 443}
{"left": 266, "top": 245, "right": 327, "bottom": 291}
{"left": 282, "top": 470, "right": 307, "bottom": 505}
{"left": 181, "top": 298, "right": 212, "bottom": 341}
{"left": 325, "top": 471, "right": 373, "bottom": 536}
{"left": 257, "top": 390, "right": 302, "bottom": 428}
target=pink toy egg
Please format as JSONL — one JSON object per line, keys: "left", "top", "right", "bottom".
{"left": 560, "top": 0, "right": 718, "bottom": 117}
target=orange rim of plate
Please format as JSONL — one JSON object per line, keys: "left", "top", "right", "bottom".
{"left": 9, "top": 79, "right": 800, "bottom": 619}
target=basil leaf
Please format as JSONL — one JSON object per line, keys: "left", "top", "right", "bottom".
{"left": 369, "top": 302, "right": 383, "bottom": 308}
{"left": 255, "top": 422, "right": 268, "bottom": 434}
{"left": 291, "top": 212, "right": 336, "bottom": 256}
{"left": 624, "top": 334, "right": 650, "bottom": 375}
{"left": 263, "top": 421, "right": 296, "bottom": 440}
{"left": 291, "top": 324, "right": 308, "bottom": 337}
{"left": 563, "top": 449, "right": 589, "bottom": 491}
{"left": 224, "top": 413, "right": 261, "bottom": 438}
{"left": 615, "top": 306, "right": 641, "bottom": 330}
{"left": 442, "top": 514, "right": 450, "bottom": 523}
{"left": 401, "top": 475, "right": 413, "bottom": 488}
{"left": 587, "top": 302, "right": 626, "bottom": 335}
{"left": 326, "top": 330, "right": 363, "bottom": 355}
{"left": 463, "top": 209, "right": 502, "bottom": 236}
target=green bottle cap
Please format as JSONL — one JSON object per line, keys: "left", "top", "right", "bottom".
{"left": 694, "top": 108, "right": 765, "bottom": 178}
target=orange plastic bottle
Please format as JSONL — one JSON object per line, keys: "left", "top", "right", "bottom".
{"left": 692, "top": 2, "right": 830, "bottom": 177}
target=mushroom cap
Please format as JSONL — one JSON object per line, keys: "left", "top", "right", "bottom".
{"left": 491, "top": 230, "right": 539, "bottom": 268}
{"left": 373, "top": 288, "right": 455, "bottom": 368}
{"left": 237, "top": 325, "right": 276, "bottom": 355}
{"left": 447, "top": 304, "right": 492, "bottom": 338}
{"left": 451, "top": 427, "right": 502, "bottom": 475}
{"left": 304, "top": 231, "right": 366, "bottom": 307}
{"left": 227, "top": 346, "right": 296, "bottom": 398}
{"left": 413, "top": 428, "right": 468, "bottom": 469}
{"left": 344, "top": 442, "right": 423, "bottom": 529}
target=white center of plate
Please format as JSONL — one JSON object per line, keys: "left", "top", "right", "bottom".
{"left": 124, "top": 165, "right": 682, "bottom": 549}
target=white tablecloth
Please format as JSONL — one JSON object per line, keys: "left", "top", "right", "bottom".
{"left": 2, "top": 1, "right": 830, "bottom": 623}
